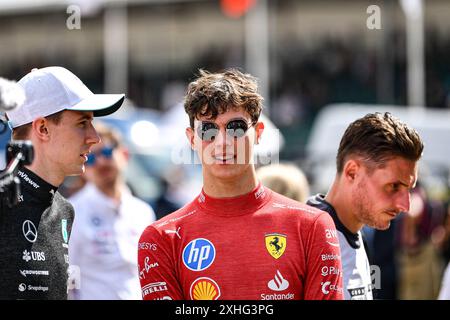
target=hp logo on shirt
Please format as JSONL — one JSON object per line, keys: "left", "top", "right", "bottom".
{"left": 182, "top": 238, "right": 215, "bottom": 271}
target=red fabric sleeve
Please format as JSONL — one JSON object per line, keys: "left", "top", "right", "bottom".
{"left": 303, "top": 212, "right": 344, "bottom": 300}
{"left": 138, "top": 226, "right": 184, "bottom": 300}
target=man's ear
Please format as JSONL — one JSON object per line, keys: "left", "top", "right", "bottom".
{"left": 185, "top": 127, "right": 195, "bottom": 150}
{"left": 254, "top": 121, "right": 265, "bottom": 144}
{"left": 342, "top": 159, "right": 361, "bottom": 183}
{"left": 31, "top": 117, "right": 50, "bottom": 141}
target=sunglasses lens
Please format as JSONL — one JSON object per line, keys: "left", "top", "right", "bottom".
{"left": 197, "top": 123, "right": 219, "bottom": 141}
{"left": 86, "top": 154, "right": 96, "bottom": 166}
{"left": 226, "top": 120, "right": 249, "bottom": 138}
{"left": 101, "top": 147, "right": 114, "bottom": 158}
{"left": 86, "top": 146, "right": 114, "bottom": 166}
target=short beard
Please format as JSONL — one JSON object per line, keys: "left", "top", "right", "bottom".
{"left": 353, "top": 180, "right": 389, "bottom": 231}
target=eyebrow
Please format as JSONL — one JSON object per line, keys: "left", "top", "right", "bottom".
{"left": 392, "top": 180, "right": 415, "bottom": 189}
{"left": 198, "top": 117, "right": 248, "bottom": 126}
{"left": 77, "top": 114, "right": 94, "bottom": 121}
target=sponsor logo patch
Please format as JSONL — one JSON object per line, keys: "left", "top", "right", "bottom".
{"left": 190, "top": 277, "right": 221, "bottom": 300}
{"left": 142, "top": 282, "right": 168, "bottom": 298}
{"left": 265, "top": 233, "right": 286, "bottom": 259}
{"left": 182, "top": 238, "right": 215, "bottom": 271}
{"left": 20, "top": 270, "right": 49, "bottom": 277}
{"left": 138, "top": 242, "right": 157, "bottom": 251}
{"left": 321, "top": 281, "right": 342, "bottom": 295}
{"left": 267, "top": 270, "right": 289, "bottom": 291}
{"left": 325, "top": 228, "right": 340, "bottom": 247}
{"left": 18, "top": 283, "right": 49, "bottom": 292}
{"left": 22, "top": 250, "right": 45, "bottom": 262}
{"left": 139, "top": 256, "right": 159, "bottom": 280}
{"left": 349, "top": 287, "right": 366, "bottom": 299}
{"left": 22, "top": 220, "right": 37, "bottom": 243}
{"left": 165, "top": 227, "right": 181, "bottom": 239}
{"left": 61, "top": 219, "right": 69, "bottom": 243}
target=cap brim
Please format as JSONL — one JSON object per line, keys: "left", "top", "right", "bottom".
{"left": 69, "top": 94, "right": 125, "bottom": 117}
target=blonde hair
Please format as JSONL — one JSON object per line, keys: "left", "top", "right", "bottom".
{"left": 257, "top": 163, "right": 310, "bottom": 203}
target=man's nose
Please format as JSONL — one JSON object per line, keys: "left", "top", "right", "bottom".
{"left": 87, "top": 125, "right": 101, "bottom": 145}
{"left": 396, "top": 190, "right": 411, "bottom": 213}
{"left": 213, "top": 129, "right": 232, "bottom": 149}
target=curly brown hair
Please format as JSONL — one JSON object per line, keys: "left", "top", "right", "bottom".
{"left": 336, "top": 112, "right": 424, "bottom": 173}
{"left": 184, "top": 68, "right": 264, "bottom": 128}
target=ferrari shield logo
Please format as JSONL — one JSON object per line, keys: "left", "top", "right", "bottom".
{"left": 265, "top": 233, "right": 287, "bottom": 259}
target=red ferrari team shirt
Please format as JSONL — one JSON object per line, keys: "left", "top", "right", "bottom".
{"left": 138, "top": 183, "right": 343, "bottom": 300}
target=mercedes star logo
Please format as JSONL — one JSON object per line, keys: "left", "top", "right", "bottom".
{"left": 22, "top": 220, "right": 37, "bottom": 243}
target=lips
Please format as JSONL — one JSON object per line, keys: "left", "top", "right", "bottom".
{"left": 385, "top": 211, "right": 399, "bottom": 218}
{"left": 213, "top": 154, "right": 235, "bottom": 161}
{"left": 80, "top": 151, "right": 91, "bottom": 162}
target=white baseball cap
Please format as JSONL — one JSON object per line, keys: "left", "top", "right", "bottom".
{"left": 7, "top": 66, "right": 125, "bottom": 128}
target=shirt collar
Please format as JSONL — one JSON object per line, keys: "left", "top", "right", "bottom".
{"left": 308, "top": 193, "right": 361, "bottom": 249}
{"left": 85, "top": 182, "right": 131, "bottom": 212}
{"left": 196, "top": 182, "right": 271, "bottom": 216}
{"left": 17, "top": 167, "right": 58, "bottom": 204}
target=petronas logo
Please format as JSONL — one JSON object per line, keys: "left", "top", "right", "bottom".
{"left": 61, "top": 219, "right": 68, "bottom": 243}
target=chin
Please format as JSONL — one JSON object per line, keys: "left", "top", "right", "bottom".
{"left": 209, "top": 165, "right": 243, "bottom": 180}
{"left": 371, "top": 220, "right": 391, "bottom": 231}
{"left": 67, "top": 166, "right": 84, "bottom": 177}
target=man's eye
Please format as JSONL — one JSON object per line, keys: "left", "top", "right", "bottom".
{"left": 202, "top": 128, "right": 218, "bottom": 141}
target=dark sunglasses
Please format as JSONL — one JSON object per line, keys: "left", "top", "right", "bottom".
{"left": 86, "top": 146, "right": 115, "bottom": 166}
{"left": 196, "top": 119, "right": 255, "bottom": 142}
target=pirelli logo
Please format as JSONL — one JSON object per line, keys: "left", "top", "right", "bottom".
{"left": 142, "top": 282, "right": 168, "bottom": 297}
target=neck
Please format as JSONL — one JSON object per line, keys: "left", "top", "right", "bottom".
{"left": 203, "top": 167, "right": 258, "bottom": 198}
{"left": 26, "top": 160, "right": 63, "bottom": 187}
{"left": 325, "top": 177, "right": 363, "bottom": 234}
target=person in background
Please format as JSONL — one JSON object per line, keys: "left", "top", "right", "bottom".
{"left": 153, "top": 176, "right": 181, "bottom": 220}
{"left": 68, "top": 121, "right": 156, "bottom": 300}
{"left": 1, "top": 66, "right": 124, "bottom": 299}
{"left": 256, "top": 163, "right": 310, "bottom": 203}
{"left": 396, "top": 182, "right": 446, "bottom": 299}
{"left": 307, "top": 112, "right": 424, "bottom": 300}
{"left": 438, "top": 261, "right": 450, "bottom": 299}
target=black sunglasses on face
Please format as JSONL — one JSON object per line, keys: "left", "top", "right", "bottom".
{"left": 196, "top": 119, "right": 255, "bottom": 142}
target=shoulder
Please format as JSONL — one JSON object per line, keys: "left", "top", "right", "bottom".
{"left": 54, "top": 191, "right": 73, "bottom": 208}
{"left": 124, "top": 195, "right": 157, "bottom": 223}
{"left": 54, "top": 192, "right": 75, "bottom": 220}
{"left": 267, "top": 190, "right": 336, "bottom": 234}
{"left": 125, "top": 193, "right": 153, "bottom": 211}
{"left": 269, "top": 189, "right": 328, "bottom": 219}
{"left": 151, "top": 200, "right": 198, "bottom": 230}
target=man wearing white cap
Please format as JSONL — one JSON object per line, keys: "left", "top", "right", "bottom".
{"left": 0, "top": 66, "right": 124, "bottom": 299}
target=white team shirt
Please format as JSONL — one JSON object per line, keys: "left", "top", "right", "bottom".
{"left": 68, "top": 183, "right": 156, "bottom": 300}
{"left": 308, "top": 194, "right": 373, "bottom": 300}
{"left": 338, "top": 230, "right": 373, "bottom": 300}
{"left": 438, "top": 262, "right": 450, "bottom": 300}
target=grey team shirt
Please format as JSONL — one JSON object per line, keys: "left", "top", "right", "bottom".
{"left": 0, "top": 168, "right": 74, "bottom": 299}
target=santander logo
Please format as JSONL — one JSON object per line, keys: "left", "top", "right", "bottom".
{"left": 268, "top": 270, "right": 289, "bottom": 291}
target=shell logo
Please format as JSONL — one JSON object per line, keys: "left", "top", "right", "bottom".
{"left": 189, "top": 277, "right": 221, "bottom": 300}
